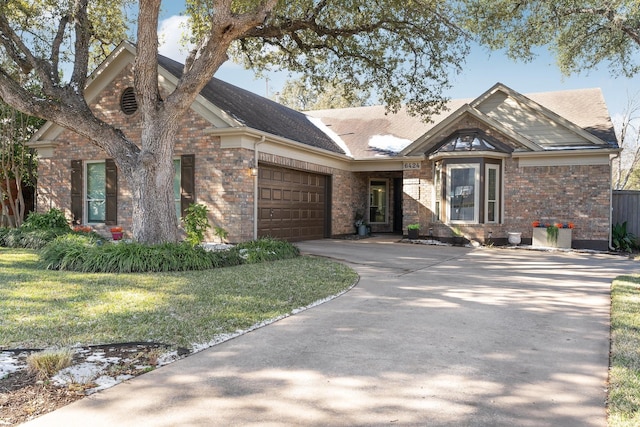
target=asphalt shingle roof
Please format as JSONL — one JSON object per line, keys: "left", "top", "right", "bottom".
{"left": 158, "top": 55, "right": 345, "bottom": 155}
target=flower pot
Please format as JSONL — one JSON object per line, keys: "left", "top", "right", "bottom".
{"left": 507, "top": 232, "right": 522, "bottom": 246}
{"left": 532, "top": 227, "right": 572, "bottom": 249}
{"left": 111, "top": 231, "right": 123, "bottom": 241}
{"left": 408, "top": 228, "right": 419, "bottom": 239}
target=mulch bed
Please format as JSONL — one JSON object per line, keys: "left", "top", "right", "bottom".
{"left": 1, "top": 343, "right": 175, "bottom": 426}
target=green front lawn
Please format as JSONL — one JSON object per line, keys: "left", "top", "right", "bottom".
{"left": 609, "top": 274, "right": 640, "bottom": 426}
{"left": 0, "top": 248, "right": 357, "bottom": 349}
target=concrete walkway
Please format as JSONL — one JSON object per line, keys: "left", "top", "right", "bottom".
{"left": 23, "top": 237, "right": 638, "bottom": 426}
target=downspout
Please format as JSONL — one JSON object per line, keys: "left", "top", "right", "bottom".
{"left": 609, "top": 151, "right": 620, "bottom": 251}
{"left": 253, "top": 136, "right": 266, "bottom": 240}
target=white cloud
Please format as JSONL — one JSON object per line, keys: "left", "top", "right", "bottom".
{"left": 158, "top": 15, "right": 192, "bottom": 62}
{"left": 157, "top": 15, "right": 240, "bottom": 72}
{"left": 368, "top": 134, "right": 412, "bottom": 153}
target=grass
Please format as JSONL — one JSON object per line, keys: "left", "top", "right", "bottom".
{"left": 26, "top": 348, "right": 74, "bottom": 380}
{"left": 609, "top": 274, "right": 640, "bottom": 426}
{"left": 0, "top": 247, "right": 357, "bottom": 349}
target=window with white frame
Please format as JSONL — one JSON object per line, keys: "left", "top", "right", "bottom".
{"left": 485, "top": 164, "right": 500, "bottom": 223}
{"left": 439, "top": 161, "right": 502, "bottom": 224}
{"left": 369, "top": 179, "right": 388, "bottom": 223}
{"left": 86, "top": 161, "right": 106, "bottom": 223}
{"left": 447, "top": 164, "right": 479, "bottom": 223}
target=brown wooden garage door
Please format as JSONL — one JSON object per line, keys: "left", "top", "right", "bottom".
{"left": 258, "top": 165, "right": 329, "bottom": 241}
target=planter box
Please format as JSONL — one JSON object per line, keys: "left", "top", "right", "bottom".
{"left": 408, "top": 228, "right": 420, "bottom": 239}
{"left": 532, "top": 228, "right": 572, "bottom": 249}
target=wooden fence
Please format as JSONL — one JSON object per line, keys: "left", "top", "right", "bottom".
{"left": 612, "top": 190, "right": 640, "bottom": 236}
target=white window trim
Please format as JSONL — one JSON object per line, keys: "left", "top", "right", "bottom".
{"left": 446, "top": 163, "right": 479, "bottom": 224}
{"left": 485, "top": 164, "right": 500, "bottom": 224}
{"left": 368, "top": 178, "right": 389, "bottom": 224}
{"left": 84, "top": 160, "right": 106, "bottom": 224}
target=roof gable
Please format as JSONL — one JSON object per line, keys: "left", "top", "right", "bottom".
{"left": 400, "top": 83, "right": 617, "bottom": 157}
{"left": 472, "top": 83, "right": 614, "bottom": 149}
{"left": 33, "top": 41, "right": 345, "bottom": 156}
{"left": 400, "top": 104, "right": 542, "bottom": 156}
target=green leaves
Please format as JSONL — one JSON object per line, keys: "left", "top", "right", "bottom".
{"left": 182, "top": 203, "right": 211, "bottom": 247}
{"left": 459, "top": 0, "right": 640, "bottom": 77}
{"left": 226, "top": 0, "right": 468, "bottom": 118}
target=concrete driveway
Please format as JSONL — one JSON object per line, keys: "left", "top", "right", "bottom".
{"left": 23, "top": 237, "right": 638, "bottom": 426}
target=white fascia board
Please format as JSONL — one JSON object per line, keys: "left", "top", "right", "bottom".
{"left": 349, "top": 159, "right": 405, "bottom": 172}
{"left": 207, "top": 127, "right": 353, "bottom": 160}
{"left": 514, "top": 148, "right": 619, "bottom": 166}
{"left": 428, "top": 151, "right": 510, "bottom": 161}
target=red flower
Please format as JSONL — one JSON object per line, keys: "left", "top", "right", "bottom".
{"left": 532, "top": 220, "right": 540, "bottom": 227}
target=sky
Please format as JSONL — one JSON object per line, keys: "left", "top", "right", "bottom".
{"left": 156, "top": 5, "right": 638, "bottom": 122}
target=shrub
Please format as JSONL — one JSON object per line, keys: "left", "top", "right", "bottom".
{"left": 182, "top": 203, "right": 211, "bottom": 246}
{"left": 232, "top": 237, "right": 300, "bottom": 264}
{"left": 40, "top": 236, "right": 298, "bottom": 273}
{"left": 39, "top": 233, "right": 95, "bottom": 270}
{"left": 612, "top": 222, "right": 637, "bottom": 253}
{"left": 40, "top": 238, "right": 239, "bottom": 273}
{"left": 0, "top": 227, "right": 71, "bottom": 249}
{"left": 23, "top": 208, "right": 70, "bottom": 230}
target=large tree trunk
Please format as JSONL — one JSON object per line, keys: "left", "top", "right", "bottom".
{"left": 127, "top": 117, "right": 180, "bottom": 244}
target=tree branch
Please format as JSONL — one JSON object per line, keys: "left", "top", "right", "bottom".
{"left": 70, "top": 0, "right": 91, "bottom": 92}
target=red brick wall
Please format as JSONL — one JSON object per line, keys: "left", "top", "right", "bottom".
{"left": 38, "top": 64, "right": 256, "bottom": 242}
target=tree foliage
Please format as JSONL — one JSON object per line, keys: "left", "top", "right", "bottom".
{"left": 459, "top": 0, "right": 640, "bottom": 77}
{"left": 0, "top": 101, "right": 43, "bottom": 227}
{"left": 0, "top": 0, "right": 468, "bottom": 243}
{"left": 613, "top": 93, "right": 640, "bottom": 190}
{"left": 277, "top": 77, "right": 371, "bottom": 111}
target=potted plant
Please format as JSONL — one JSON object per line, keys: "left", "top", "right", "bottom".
{"left": 110, "top": 226, "right": 124, "bottom": 241}
{"left": 452, "top": 227, "right": 465, "bottom": 246}
{"left": 407, "top": 224, "right": 420, "bottom": 240}
{"left": 532, "top": 220, "right": 574, "bottom": 248}
{"left": 354, "top": 211, "right": 368, "bottom": 236}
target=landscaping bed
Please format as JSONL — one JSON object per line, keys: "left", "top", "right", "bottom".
{"left": 0, "top": 248, "right": 358, "bottom": 425}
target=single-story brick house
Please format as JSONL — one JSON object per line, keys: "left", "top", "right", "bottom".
{"left": 30, "top": 42, "right": 619, "bottom": 249}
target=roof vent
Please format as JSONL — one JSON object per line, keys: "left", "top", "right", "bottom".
{"left": 120, "top": 87, "right": 138, "bottom": 115}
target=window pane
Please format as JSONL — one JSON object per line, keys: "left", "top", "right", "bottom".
{"left": 88, "top": 200, "right": 105, "bottom": 222}
{"left": 486, "top": 165, "right": 499, "bottom": 224}
{"left": 488, "top": 168, "right": 497, "bottom": 200}
{"left": 87, "top": 163, "right": 106, "bottom": 222}
{"left": 450, "top": 168, "right": 475, "bottom": 221}
{"left": 369, "top": 180, "right": 387, "bottom": 223}
{"left": 87, "top": 163, "right": 105, "bottom": 199}
{"left": 487, "top": 201, "right": 496, "bottom": 222}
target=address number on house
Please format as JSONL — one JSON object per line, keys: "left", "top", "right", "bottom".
{"left": 403, "top": 162, "right": 421, "bottom": 170}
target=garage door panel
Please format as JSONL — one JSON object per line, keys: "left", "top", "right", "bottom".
{"left": 258, "top": 165, "right": 328, "bottom": 242}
